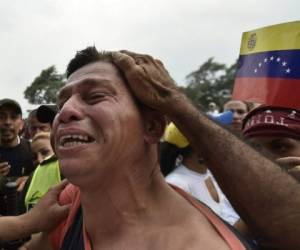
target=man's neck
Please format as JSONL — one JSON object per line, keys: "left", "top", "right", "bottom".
{"left": 81, "top": 164, "right": 161, "bottom": 227}
{"left": 79, "top": 153, "right": 180, "bottom": 247}
{"left": 79, "top": 165, "right": 230, "bottom": 250}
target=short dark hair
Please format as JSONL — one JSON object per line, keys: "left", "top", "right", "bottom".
{"left": 159, "top": 142, "right": 191, "bottom": 176}
{"left": 28, "top": 109, "right": 38, "bottom": 120}
{"left": 66, "top": 46, "right": 113, "bottom": 78}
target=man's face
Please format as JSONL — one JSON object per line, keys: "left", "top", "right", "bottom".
{"left": 223, "top": 101, "right": 248, "bottom": 130}
{"left": 249, "top": 136, "right": 300, "bottom": 159}
{"left": 0, "top": 105, "right": 23, "bottom": 146}
{"left": 28, "top": 116, "right": 51, "bottom": 139}
{"left": 52, "top": 61, "right": 146, "bottom": 185}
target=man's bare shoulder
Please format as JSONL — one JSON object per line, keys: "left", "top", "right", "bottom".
{"left": 150, "top": 220, "right": 231, "bottom": 250}
{"left": 141, "top": 198, "right": 231, "bottom": 250}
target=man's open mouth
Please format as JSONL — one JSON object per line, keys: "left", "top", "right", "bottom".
{"left": 0, "top": 129, "right": 14, "bottom": 137}
{"left": 59, "top": 134, "right": 95, "bottom": 148}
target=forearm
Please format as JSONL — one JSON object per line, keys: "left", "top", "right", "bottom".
{"left": 169, "top": 97, "right": 300, "bottom": 248}
{"left": 0, "top": 214, "right": 36, "bottom": 241}
{"left": 111, "top": 50, "right": 300, "bottom": 248}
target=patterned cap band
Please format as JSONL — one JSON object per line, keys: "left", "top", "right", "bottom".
{"left": 242, "top": 105, "right": 300, "bottom": 140}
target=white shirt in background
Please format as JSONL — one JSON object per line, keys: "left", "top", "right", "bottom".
{"left": 166, "top": 164, "right": 240, "bottom": 225}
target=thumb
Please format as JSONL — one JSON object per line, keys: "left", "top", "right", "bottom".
{"left": 56, "top": 203, "right": 71, "bottom": 218}
{"left": 51, "top": 179, "right": 69, "bottom": 196}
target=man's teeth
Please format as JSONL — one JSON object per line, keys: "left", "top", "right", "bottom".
{"left": 61, "top": 134, "right": 89, "bottom": 141}
{"left": 63, "top": 141, "right": 89, "bottom": 147}
{"left": 60, "top": 134, "right": 94, "bottom": 147}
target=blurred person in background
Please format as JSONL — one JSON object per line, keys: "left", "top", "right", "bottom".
{"left": 207, "top": 102, "right": 219, "bottom": 115}
{"left": 31, "top": 132, "right": 54, "bottom": 167}
{"left": 19, "top": 104, "right": 61, "bottom": 214}
{"left": 243, "top": 105, "right": 300, "bottom": 181}
{"left": 26, "top": 109, "right": 51, "bottom": 140}
{"left": 161, "top": 121, "right": 240, "bottom": 227}
{"left": 223, "top": 100, "right": 249, "bottom": 132}
{"left": 0, "top": 99, "right": 34, "bottom": 198}
{"left": 17, "top": 105, "right": 62, "bottom": 249}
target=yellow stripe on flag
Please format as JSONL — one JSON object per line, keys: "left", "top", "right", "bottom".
{"left": 240, "top": 20, "right": 300, "bottom": 55}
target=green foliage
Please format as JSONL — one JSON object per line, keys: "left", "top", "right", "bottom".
{"left": 183, "top": 58, "right": 237, "bottom": 110}
{"left": 24, "top": 66, "right": 66, "bottom": 104}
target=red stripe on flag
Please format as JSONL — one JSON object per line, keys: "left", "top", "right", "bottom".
{"left": 232, "top": 77, "right": 300, "bottom": 109}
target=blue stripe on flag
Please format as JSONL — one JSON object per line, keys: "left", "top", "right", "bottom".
{"left": 235, "top": 50, "right": 300, "bottom": 79}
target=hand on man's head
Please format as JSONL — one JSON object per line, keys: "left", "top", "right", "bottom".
{"left": 112, "top": 50, "right": 185, "bottom": 115}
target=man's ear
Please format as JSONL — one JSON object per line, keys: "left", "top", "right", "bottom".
{"left": 143, "top": 111, "right": 167, "bottom": 144}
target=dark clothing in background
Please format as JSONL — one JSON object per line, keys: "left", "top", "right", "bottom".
{"left": 0, "top": 138, "right": 34, "bottom": 177}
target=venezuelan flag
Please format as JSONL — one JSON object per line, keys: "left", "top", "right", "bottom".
{"left": 232, "top": 21, "right": 300, "bottom": 109}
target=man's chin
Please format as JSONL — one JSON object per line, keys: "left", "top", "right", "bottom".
{"left": 231, "top": 123, "right": 242, "bottom": 131}
{"left": 1, "top": 136, "right": 16, "bottom": 145}
{"left": 59, "top": 158, "right": 87, "bottom": 178}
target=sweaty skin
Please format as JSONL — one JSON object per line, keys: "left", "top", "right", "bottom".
{"left": 50, "top": 60, "right": 230, "bottom": 250}
{"left": 0, "top": 180, "right": 69, "bottom": 242}
{"left": 25, "top": 57, "right": 235, "bottom": 250}
{"left": 112, "top": 51, "right": 300, "bottom": 249}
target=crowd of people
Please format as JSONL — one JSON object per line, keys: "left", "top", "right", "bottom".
{"left": 0, "top": 47, "right": 299, "bottom": 250}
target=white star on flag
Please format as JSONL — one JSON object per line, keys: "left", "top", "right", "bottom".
{"left": 264, "top": 58, "right": 268, "bottom": 63}
{"left": 276, "top": 57, "right": 281, "bottom": 62}
{"left": 282, "top": 61, "right": 287, "bottom": 66}
{"left": 254, "top": 69, "right": 258, "bottom": 73}
{"left": 270, "top": 56, "right": 274, "bottom": 61}
{"left": 258, "top": 62, "right": 262, "bottom": 67}
{"left": 286, "top": 68, "right": 291, "bottom": 73}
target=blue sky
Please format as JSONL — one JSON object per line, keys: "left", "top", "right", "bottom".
{"left": 1, "top": 0, "right": 299, "bottom": 116}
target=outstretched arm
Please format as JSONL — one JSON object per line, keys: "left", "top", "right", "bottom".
{"left": 0, "top": 180, "right": 69, "bottom": 242}
{"left": 112, "top": 51, "right": 300, "bottom": 249}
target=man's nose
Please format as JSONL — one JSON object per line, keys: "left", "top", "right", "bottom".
{"left": 57, "top": 95, "right": 84, "bottom": 123}
{"left": 232, "top": 111, "right": 240, "bottom": 119}
{"left": 3, "top": 116, "right": 13, "bottom": 125}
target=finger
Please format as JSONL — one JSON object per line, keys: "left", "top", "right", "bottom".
{"left": 155, "top": 59, "right": 164, "bottom": 67}
{"left": 55, "top": 203, "right": 71, "bottom": 217}
{"left": 43, "top": 203, "right": 71, "bottom": 232}
{"left": 0, "top": 170, "right": 8, "bottom": 176}
{"left": 58, "top": 203, "right": 71, "bottom": 212}
{"left": 112, "top": 52, "right": 139, "bottom": 71}
{"left": 120, "top": 50, "right": 154, "bottom": 64}
{"left": 0, "top": 166, "right": 10, "bottom": 175}
{"left": 289, "top": 165, "right": 300, "bottom": 171}
{"left": 0, "top": 162, "right": 9, "bottom": 167}
{"left": 15, "top": 178, "right": 22, "bottom": 185}
{"left": 120, "top": 50, "right": 148, "bottom": 58}
{"left": 288, "top": 166, "right": 300, "bottom": 181}
{"left": 276, "top": 157, "right": 300, "bottom": 165}
{"left": 17, "top": 181, "right": 26, "bottom": 192}
{"left": 50, "top": 179, "right": 69, "bottom": 195}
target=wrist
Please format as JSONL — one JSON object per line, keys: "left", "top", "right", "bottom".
{"left": 166, "top": 93, "right": 198, "bottom": 121}
{"left": 22, "top": 210, "right": 40, "bottom": 234}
